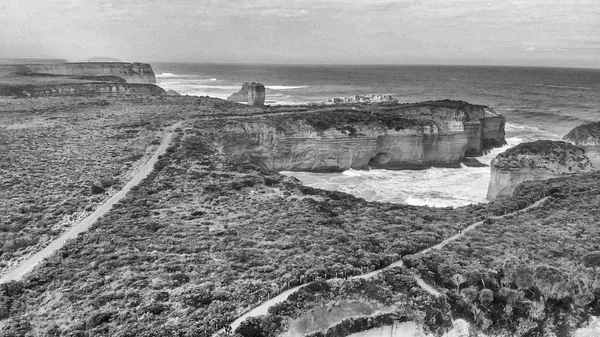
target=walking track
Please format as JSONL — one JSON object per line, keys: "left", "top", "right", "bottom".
{"left": 0, "top": 122, "right": 183, "bottom": 284}
{"left": 214, "top": 196, "right": 550, "bottom": 335}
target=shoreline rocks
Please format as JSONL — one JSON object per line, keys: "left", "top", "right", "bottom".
{"left": 563, "top": 121, "right": 600, "bottom": 170}
{"left": 487, "top": 140, "right": 593, "bottom": 201}
{"left": 324, "top": 94, "right": 398, "bottom": 105}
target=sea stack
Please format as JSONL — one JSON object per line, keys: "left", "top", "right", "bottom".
{"left": 248, "top": 82, "right": 265, "bottom": 106}
{"left": 487, "top": 140, "right": 593, "bottom": 201}
{"left": 227, "top": 82, "right": 265, "bottom": 106}
{"left": 563, "top": 121, "right": 600, "bottom": 170}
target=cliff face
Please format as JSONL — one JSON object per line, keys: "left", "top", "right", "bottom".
{"left": 210, "top": 101, "right": 506, "bottom": 172}
{"left": 487, "top": 140, "right": 593, "bottom": 201}
{"left": 1, "top": 83, "right": 166, "bottom": 98}
{"left": 1, "top": 62, "right": 156, "bottom": 84}
{"left": 564, "top": 122, "right": 600, "bottom": 170}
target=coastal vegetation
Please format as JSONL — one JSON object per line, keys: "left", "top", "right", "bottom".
{"left": 0, "top": 95, "right": 597, "bottom": 336}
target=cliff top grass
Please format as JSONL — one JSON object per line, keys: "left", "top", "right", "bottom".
{"left": 491, "top": 140, "right": 593, "bottom": 171}
{"left": 564, "top": 121, "right": 600, "bottom": 145}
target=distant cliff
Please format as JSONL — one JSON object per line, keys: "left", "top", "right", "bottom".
{"left": 208, "top": 100, "right": 506, "bottom": 172}
{"left": 564, "top": 121, "right": 600, "bottom": 170}
{"left": 0, "top": 83, "right": 165, "bottom": 98}
{"left": 14, "top": 62, "right": 157, "bottom": 84}
{"left": 0, "top": 61, "right": 163, "bottom": 97}
{"left": 487, "top": 140, "right": 593, "bottom": 201}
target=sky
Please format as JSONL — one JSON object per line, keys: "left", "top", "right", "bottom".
{"left": 1, "top": 0, "right": 599, "bottom": 68}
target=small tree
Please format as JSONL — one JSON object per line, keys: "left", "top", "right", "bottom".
{"left": 236, "top": 317, "right": 265, "bottom": 337}
{"left": 479, "top": 289, "right": 494, "bottom": 306}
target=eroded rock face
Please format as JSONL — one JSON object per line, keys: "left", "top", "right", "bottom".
{"left": 487, "top": 140, "right": 593, "bottom": 201}
{"left": 1, "top": 62, "right": 157, "bottom": 84}
{"left": 324, "top": 94, "right": 398, "bottom": 105}
{"left": 209, "top": 100, "right": 506, "bottom": 172}
{"left": 564, "top": 122, "right": 600, "bottom": 170}
{"left": 227, "top": 82, "right": 265, "bottom": 105}
{"left": 227, "top": 82, "right": 250, "bottom": 102}
{"left": 248, "top": 82, "right": 265, "bottom": 106}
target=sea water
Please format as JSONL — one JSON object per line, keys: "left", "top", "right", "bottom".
{"left": 154, "top": 63, "right": 600, "bottom": 207}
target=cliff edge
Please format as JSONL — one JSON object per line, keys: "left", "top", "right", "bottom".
{"left": 487, "top": 140, "right": 593, "bottom": 200}
{"left": 8, "top": 62, "right": 157, "bottom": 84}
{"left": 564, "top": 121, "right": 600, "bottom": 170}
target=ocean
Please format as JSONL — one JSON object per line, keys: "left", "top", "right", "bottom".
{"left": 153, "top": 63, "right": 600, "bottom": 207}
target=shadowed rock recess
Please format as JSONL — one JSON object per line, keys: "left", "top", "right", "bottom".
{"left": 210, "top": 100, "right": 505, "bottom": 172}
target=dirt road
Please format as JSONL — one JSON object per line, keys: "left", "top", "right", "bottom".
{"left": 0, "top": 122, "right": 183, "bottom": 284}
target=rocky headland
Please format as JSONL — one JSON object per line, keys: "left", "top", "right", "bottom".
{"left": 487, "top": 140, "right": 593, "bottom": 201}
{"left": 564, "top": 121, "right": 600, "bottom": 170}
{"left": 0, "top": 61, "right": 163, "bottom": 97}
{"left": 209, "top": 100, "right": 505, "bottom": 171}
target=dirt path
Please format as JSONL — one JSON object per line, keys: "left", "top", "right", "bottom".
{"left": 214, "top": 196, "right": 550, "bottom": 335}
{"left": 0, "top": 122, "right": 183, "bottom": 284}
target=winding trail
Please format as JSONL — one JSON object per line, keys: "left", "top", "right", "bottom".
{"left": 214, "top": 196, "right": 550, "bottom": 335}
{"left": 0, "top": 122, "right": 183, "bottom": 284}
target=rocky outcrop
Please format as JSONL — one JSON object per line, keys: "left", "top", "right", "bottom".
{"left": 564, "top": 122, "right": 600, "bottom": 170}
{"left": 248, "top": 82, "right": 266, "bottom": 106}
{"left": 227, "top": 82, "right": 250, "bottom": 102}
{"left": 0, "top": 83, "right": 166, "bottom": 98}
{"left": 227, "top": 82, "right": 266, "bottom": 106}
{"left": 209, "top": 100, "right": 506, "bottom": 172}
{"left": 324, "top": 94, "right": 398, "bottom": 105}
{"left": 487, "top": 140, "right": 593, "bottom": 201}
{"left": 0, "top": 62, "right": 156, "bottom": 84}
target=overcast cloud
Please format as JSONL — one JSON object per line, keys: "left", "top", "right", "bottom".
{"left": 1, "top": 0, "right": 599, "bottom": 67}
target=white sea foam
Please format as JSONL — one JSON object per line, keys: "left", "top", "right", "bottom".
{"left": 156, "top": 72, "right": 178, "bottom": 77}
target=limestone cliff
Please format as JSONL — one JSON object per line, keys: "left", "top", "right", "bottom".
{"left": 0, "top": 83, "right": 165, "bottom": 98}
{"left": 0, "top": 62, "right": 156, "bottom": 84}
{"left": 564, "top": 121, "right": 600, "bottom": 170}
{"left": 209, "top": 100, "right": 506, "bottom": 172}
{"left": 227, "top": 82, "right": 250, "bottom": 102}
{"left": 487, "top": 140, "right": 593, "bottom": 201}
